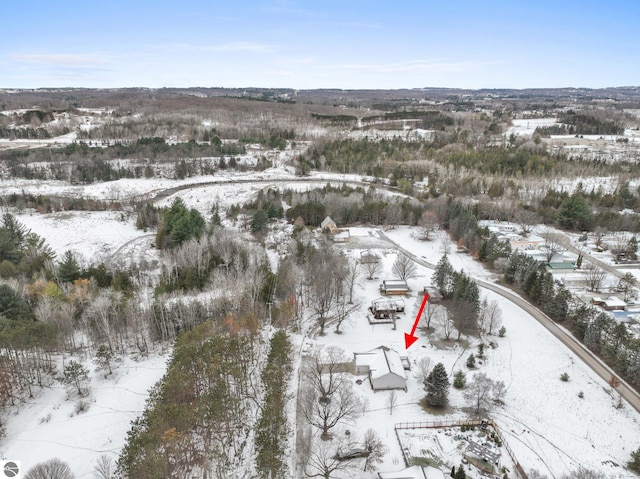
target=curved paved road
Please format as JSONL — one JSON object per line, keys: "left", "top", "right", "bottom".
{"left": 140, "top": 177, "right": 640, "bottom": 414}
{"left": 377, "top": 231, "right": 640, "bottom": 415}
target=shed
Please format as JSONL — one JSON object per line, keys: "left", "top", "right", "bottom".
{"left": 545, "top": 261, "right": 576, "bottom": 272}
{"left": 354, "top": 346, "right": 407, "bottom": 391}
{"left": 370, "top": 298, "right": 405, "bottom": 319}
{"left": 380, "top": 279, "right": 410, "bottom": 295}
{"left": 593, "top": 296, "right": 627, "bottom": 311}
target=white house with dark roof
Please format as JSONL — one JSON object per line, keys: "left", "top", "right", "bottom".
{"left": 354, "top": 346, "right": 408, "bottom": 391}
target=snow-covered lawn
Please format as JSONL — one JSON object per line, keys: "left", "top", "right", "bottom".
{"left": 308, "top": 226, "right": 640, "bottom": 478}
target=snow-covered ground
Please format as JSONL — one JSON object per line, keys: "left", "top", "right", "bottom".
{"left": 1, "top": 353, "right": 170, "bottom": 478}
{"left": 307, "top": 226, "right": 640, "bottom": 478}
{"left": 507, "top": 118, "right": 558, "bottom": 137}
{"left": 1, "top": 173, "right": 640, "bottom": 478}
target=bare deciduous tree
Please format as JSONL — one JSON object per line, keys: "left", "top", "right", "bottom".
{"left": 391, "top": 253, "right": 418, "bottom": 281}
{"left": 515, "top": 209, "right": 540, "bottom": 237}
{"left": 616, "top": 272, "right": 638, "bottom": 302}
{"left": 306, "top": 247, "right": 347, "bottom": 335}
{"left": 304, "top": 347, "right": 349, "bottom": 403}
{"left": 418, "top": 210, "right": 439, "bottom": 240}
{"left": 420, "top": 299, "right": 443, "bottom": 331}
{"left": 543, "top": 230, "right": 564, "bottom": 263}
{"left": 304, "top": 435, "right": 357, "bottom": 479}
{"left": 333, "top": 297, "right": 359, "bottom": 334}
{"left": 585, "top": 263, "right": 608, "bottom": 292}
{"left": 344, "top": 259, "right": 360, "bottom": 304}
{"left": 93, "top": 454, "right": 115, "bottom": 479}
{"left": 438, "top": 309, "right": 454, "bottom": 340}
{"left": 479, "top": 298, "right": 503, "bottom": 335}
{"left": 384, "top": 203, "right": 403, "bottom": 228}
{"left": 415, "top": 356, "right": 432, "bottom": 384}
{"left": 360, "top": 252, "right": 381, "bottom": 281}
{"left": 362, "top": 428, "right": 386, "bottom": 472}
{"left": 25, "top": 458, "right": 75, "bottom": 479}
{"left": 301, "top": 381, "right": 362, "bottom": 440}
{"left": 463, "top": 372, "right": 505, "bottom": 415}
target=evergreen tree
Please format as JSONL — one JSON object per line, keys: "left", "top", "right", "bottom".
{"left": 58, "top": 250, "right": 81, "bottom": 283}
{"left": 0, "top": 284, "right": 34, "bottom": 321}
{"left": 557, "top": 194, "right": 591, "bottom": 230}
{"left": 95, "top": 345, "right": 114, "bottom": 376}
{"left": 433, "top": 255, "right": 455, "bottom": 299}
{"left": 453, "top": 370, "right": 466, "bottom": 389}
{"left": 629, "top": 446, "right": 640, "bottom": 472}
{"left": 424, "top": 362, "right": 450, "bottom": 407}
{"left": 156, "top": 199, "right": 205, "bottom": 248}
{"left": 454, "top": 465, "right": 467, "bottom": 479}
{"left": 251, "top": 209, "right": 269, "bottom": 233}
{"left": 546, "top": 286, "right": 571, "bottom": 322}
{"left": 62, "top": 360, "right": 90, "bottom": 396}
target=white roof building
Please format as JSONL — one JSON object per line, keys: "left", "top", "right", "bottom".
{"left": 354, "top": 346, "right": 407, "bottom": 391}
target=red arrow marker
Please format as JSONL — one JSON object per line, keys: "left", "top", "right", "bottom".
{"left": 404, "top": 292, "right": 429, "bottom": 349}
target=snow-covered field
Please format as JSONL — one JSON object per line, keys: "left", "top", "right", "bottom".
{"left": 507, "top": 118, "right": 558, "bottom": 137}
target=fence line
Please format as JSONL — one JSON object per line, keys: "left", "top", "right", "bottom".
{"left": 394, "top": 418, "right": 528, "bottom": 479}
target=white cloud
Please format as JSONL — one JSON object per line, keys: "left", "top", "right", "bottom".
{"left": 12, "top": 53, "right": 108, "bottom": 66}
{"left": 323, "top": 59, "right": 498, "bottom": 75}
{"left": 149, "top": 42, "right": 277, "bottom": 53}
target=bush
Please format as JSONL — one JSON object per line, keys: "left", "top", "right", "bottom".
{"left": 466, "top": 353, "right": 476, "bottom": 369}
{"left": 74, "top": 399, "right": 90, "bottom": 415}
{"left": 453, "top": 371, "right": 466, "bottom": 389}
{"left": 627, "top": 447, "right": 640, "bottom": 472}
{"left": 498, "top": 326, "right": 506, "bottom": 337}
{"left": 629, "top": 446, "right": 640, "bottom": 472}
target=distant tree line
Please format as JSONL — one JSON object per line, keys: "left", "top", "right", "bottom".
{"left": 0, "top": 138, "right": 246, "bottom": 183}
{"left": 0, "top": 127, "right": 51, "bottom": 139}
{"left": 282, "top": 183, "right": 424, "bottom": 227}
{"left": 1, "top": 193, "right": 123, "bottom": 214}
{"left": 361, "top": 110, "right": 455, "bottom": 130}
{"left": 534, "top": 111, "right": 624, "bottom": 136}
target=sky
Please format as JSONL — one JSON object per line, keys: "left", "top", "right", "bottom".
{"left": 2, "top": 0, "right": 639, "bottom": 90}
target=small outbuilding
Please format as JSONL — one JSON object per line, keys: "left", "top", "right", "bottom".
{"left": 380, "top": 279, "right": 410, "bottom": 295}
{"left": 592, "top": 296, "right": 627, "bottom": 311}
